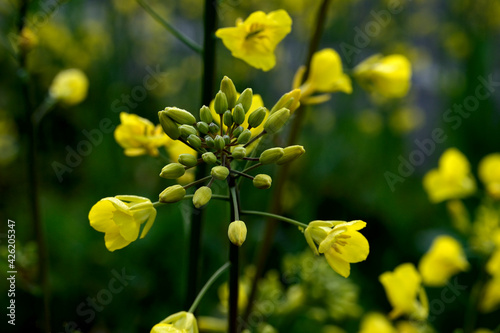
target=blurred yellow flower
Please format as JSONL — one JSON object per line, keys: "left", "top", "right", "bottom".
{"left": 470, "top": 204, "right": 500, "bottom": 254}
{"left": 359, "top": 312, "right": 396, "bottom": 333}
{"left": 478, "top": 153, "right": 500, "bottom": 199}
{"left": 418, "top": 235, "right": 469, "bottom": 286}
{"left": 423, "top": 148, "right": 476, "bottom": 203}
{"left": 379, "top": 263, "right": 428, "bottom": 320}
{"left": 49, "top": 68, "right": 89, "bottom": 105}
{"left": 89, "top": 195, "right": 156, "bottom": 252}
{"left": 293, "top": 48, "right": 352, "bottom": 105}
{"left": 114, "top": 112, "right": 169, "bottom": 157}
{"left": 304, "top": 220, "right": 369, "bottom": 278}
{"left": 389, "top": 107, "right": 425, "bottom": 134}
{"left": 215, "top": 10, "right": 292, "bottom": 71}
{"left": 353, "top": 54, "right": 412, "bottom": 98}
{"left": 479, "top": 276, "right": 500, "bottom": 313}
{"left": 151, "top": 311, "right": 198, "bottom": 333}
{"left": 486, "top": 249, "right": 500, "bottom": 277}
{"left": 446, "top": 199, "right": 471, "bottom": 234}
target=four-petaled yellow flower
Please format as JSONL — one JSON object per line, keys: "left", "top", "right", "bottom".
{"left": 379, "top": 263, "right": 428, "bottom": 320}
{"left": 479, "top": 153, "right": 500, "bottom": 199}
{"left": 293, "top": 48, "right": 352, "bottom": 105}
{"left": 423, "top": 148, "right": 476, "bottom": 203}
{"left": 418, "top": 235, "right": 469, "bottom": 286}
{"left": 114, "top": 112, "right": 169, "bottom": 157}
{"left": 359, "top": 312, "right": 397, "bottom": 333}
{"left": 353, "top": 54, "right": 412, "bottom": 98}
{"left": 89, "top": 195, "right": 156, "bottom": 252}
{"left": 151, "top": 311, "right": 198, "bottom": 333}
{"left": 215, "top": 10, "right": 292, "bottom": 71}
{"left": 49, "top": 68, "right": 89, "bottom": 105}
{"left": 304, "top": 220, "right": 369, "bottom": 278}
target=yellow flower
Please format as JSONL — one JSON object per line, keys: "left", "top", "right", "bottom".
{"left": 353, "top": 54, "right": 412, "bottom": 98}
{"left": 470, "top": 204, "right": 500, "bottom": 254}
{"left": 423, "top": 148, "right": 476, "bottom": 203}
{"left": 114, "top": 112, "right": 169, "bottom": 157}
{"left": 293, "top": 48, "right": 352, "bottom": 105}
{"left": 479, "top": 153, "right": 500, "bottom": 199}
{"left": 89, "top": 195, "right": 156, "bottom": 252}
{"left": 215, "top": 10, "right": 292, "bottom": 71}
{"left": 418, "top": 235, "right": 469, "bottom": 286}
{"left": 479, "top": 276, "right": 500, "bottom": 313}
{"left": 486, "top": 249, "right": 500, "bottom": 277}
{"left": 379, "top": 263, "right": 428, "bottom": 320}
{"left": 151, "top": 311, "right": 198, "bottom": 333}
{"left": 359, "top": 312, "right": 397, "bottom": 333}
{"left": 304, "top": 220, "right": 369, "bottom": 277}
{"left": 49, "top": 68, "right": 89, "bottom": 105}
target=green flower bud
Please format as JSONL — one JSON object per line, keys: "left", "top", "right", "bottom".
{"left": 159, "top": 184, "right": 186, "bottom": 203}
{"left": 223, "top": 134, "right": 231, "bottom": 145}
{"left": 202, "top": 152, "right": 217, "bottom": 164}
{"left": 232, "top": 146, "right": 246, "bottom": 160}
{"left": 158, "top": 110, "right": 180, "bottom": 140}
{"left": 209, "top": 122, "right": 219, "bottom": 134}
{"left": 200, "top": 105, "right": 213, "bottom": 123}
{"left": 220, "top": 76, "right": 237, "bottom": 110}
{"left": 253, "top": 174, "right": 272, "bottom": 189}
{"left": 197, "top": 121, "right": 209, "bottom": 135}
{"left": 223, "top": 110, "right": 233, "bottom": 128}
{"left": 179, "top": 124, "right": 197, "bottom": 137}
{"left": 228, "top": 220, "right": 247, "bottom": 246}
{"left": 233, "top": 126, "right": 243, "bottom": 138}
{"left": 187, "top": 134, "right": 202, "bottom": 149}
{"left": 233, "top": 104, "right": 246, "bottom": 125}
{"left": 193, "top": 186, "right": 212, "bottom": 208}
{"left": 263, "top": 107, "right": 290, "bottom": 134}
{"left": 205, "top": 136, "right": 215, "bottom": 148}
{"left": 214, "top": 135, "right": 225, "bottom": 150}
{"left": 259, "top": 147, "right": 284, "bottom": 164}
{"left": 178, "top": 154, "right": 198, "bottom": 167}
{"left": 160, "top": 163, "right": 186, "bottom": 179}
{"left": 237, "top": 129, "right": 252, "bottom": 144}
{"left": 236, "top": 88, "right": 253, "bottom": 113}
{"left": 248, "top": 107, "right": 267, "bottom": 128}
{"left": 270, "top": 89, "right": 301, "bottom": 114}
{"left": 214, "top": 90, "right": 228, "bottom": 114}
{"left": 211, "top": 166, "right": 229, "bottom": 180}
{"left": 277, "top": 145, "right": 306, "bottom": 165}
{"left": 164, "top": 107, "right": 196, "bottom": 125}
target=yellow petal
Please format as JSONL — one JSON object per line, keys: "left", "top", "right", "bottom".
{"left": 335, "top": 230, "right": 369, "bottom": 263}
{"left": 89, "top": 199, "right": 116, "bottom": 233}
{"left": 306, "top": 48, "right": 352, "bottom": 94}
{"left": 104, "top": 227, "right": 131, "bottom": 252}
{"left": 324, "top": 248, "right": 351, "bottom": 277}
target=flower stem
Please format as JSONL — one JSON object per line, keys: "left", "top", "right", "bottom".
{"left": 183, "top": 175, "right": 213, "bottom": 190}
{"left": 241, "top": 210, "right": 308, "bottom": 229}
{"left": 188, "top": 261, "right": 231, "bottom": 313}
{"left": 243, "top": 130, "right": 266, "bottom": 148}
{"left": 136, "top": 0, "right": 202, "bottom": 54}
{"left": 228, "top": 177, "right": 240, "bottom": 333}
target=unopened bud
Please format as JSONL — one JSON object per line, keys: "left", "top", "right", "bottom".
{"left": 187, "top": 134, "right": 202, "bottom": 149}
{"left": 179, "top": 124, "right": 197, "bottom": 137}
{"left": 160, "top": 163, "right": 186, "bottom": 179}
{"left": 237, "top": 129, "right": 252, "bottom": 144}
{"left": 200, "top": 105, "right": 213, "bottom": 123}
{"left": 263, "top": 108, "right": 290, "bottom": 134}
{"left": 248, "top": 107, "right": 267, "bottom": 128}
{"left": 159, "top": 110, "right": 180, "bottom": 139}
{"left": 253, "top": 174, "right": 272, "bottom": 189}
{"left": 233, "top": 104, "right": 245, "bottom": 125}
{"left": 202, "top": 152, "right": 217, "bottom": 164}
{"left": 193, "top": 186, "right": 212, "bottom": 208}
{"left": 209, "top": 122, "right": 219, "bottom": 134}
{"left": 232, "top": 147, "right": 246, "bottom": 160}
{"left": 211, "top": 166, "right": 229, "bottom": 180}
{"left": 214, "top": 90, "right": 228, "bottom": 114}
{"left": 214, "top": 135, "right": 225, "bottom": 150}
{"left": 228, "top": 220, "right": 247, "bottom": 246}
{"left": 223, "top": 134, "right": 231, "bottom": 145}
{"left": 205, "top": 136, "right": 215, "bottom": 148}
{"left": 259, "top": 147, "right": 284, "bottom": 164}
{"left": 270, "top": 89, "right": 301, "bottom": 114}
{"left": 233, "top": 126, "right": 243, "bottom": 138}
{"left": 164, "top": 107, "right": 196, "bottom": 125}
{"left": 236, "top": 88, "right": 253, "bottom": 113}
{"left": 223, "top": 110, "right": 233, "bottom": 127}
{"left": 197, "top": 121, "right": 209, "bottom": 135}
{"left": 220, "top": 76, "right": 237, "bottom": 110}
{"left": 178, "top": 154, "right": 198, "bottom": 167}
{"left": 277, "top": 145, "right": 305, "bottom": 165}
{"left": 159, "top": 184, "right": 186, "bottom": 203}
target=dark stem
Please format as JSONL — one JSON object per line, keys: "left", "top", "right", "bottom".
{"left": 242, "top": 0, "right": 332, "bottom": 325}
{"left": 228, "top": 176, "right": 240, "bottom": 333}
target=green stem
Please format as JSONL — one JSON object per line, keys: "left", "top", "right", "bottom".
{"left": 230, "top": 169, "right": 254, "bottom": 180}
{"left": 241, "top": 163, "right": 262, "bottom": 175}
{"left": 228, "top": 177, "right": 240, "bottom": 333}
{"left": 188, "top": 261, "right": 231, "bottom": 313}
{"left": 230, "top": 186, "right": 240, "bottom": 220}
{"left": 136, "top": 0, "right": 202, "bottom": 54}
{"left": 241, "top": 210, "right": 307, "bottom": 228}
{"left": 243, "top": 130, "right": 266, "bottom": 148}
{"left": 183, "top": 175, "right": 213, "bottom": 190}
{"left": 31, "top": 96, "right": 57, "bottom": 125}
{"left": 152, "top": 194, "right": 230, "bottom": 207}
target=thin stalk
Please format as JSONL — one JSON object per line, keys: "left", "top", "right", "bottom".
{"left": 230, "top": 169, "right": 254, "bottom": 180}
{"left": 241, "top": 210, "right": 307, "bottom": 229}
{"left": 183, "top": 175, "right": 213, "bottom": 190}
{"left": 188, "top": 262, "right": 231, "bottom": 313}
{"left": 228, "top": 177, "right": 240, "bottom": 333}
{"left": 152, "top": 194, "right": 230, "bottom": 208}
{"left": 136, "top": 0, "right": 202, "bottom": 54}
{"left": 243, "top": 130, "right": 266, "bottom": 148}
{"left": 242, "top": 0, "right": 332, "bottom": 325}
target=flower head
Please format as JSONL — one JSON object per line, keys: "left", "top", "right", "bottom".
{"left": 479, "top": 153, "right": 500, "bottom": 199}
{"left": 114, "top": 112, "right": 169, "bottom": 157}
{"left": 151, "top": 311, "right": 198, "bottom": 333}
{"left": 379, "top": 263, "right": 428, "bottom": 320}
{"left": 89, "top": 195, "right": 156, "bottom": 251}
{"left": 294, "top": 48, "right": 352, "bottom": 105}
{"left": 304, "top": 220, "right": 369, "bottom": 277}
{"left": 49, "top": 68, "right": 89, "bottom": 105}
{"left": 353, "top": 54, "right": 412, "bottom": 98}
{"left": 418, "top": 235, "right": 469, "bottom": 286}
{"left": 359, "top": 312, "right": 397, "bottom": 333}
{"left": 423, "top": 148, "right": 476, "bottom": 203}
{"left": 216, "top": 10, "right": 292, "bottom": 71}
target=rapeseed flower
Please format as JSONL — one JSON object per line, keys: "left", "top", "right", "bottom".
{"left": 151, "top": 311, "right": 198, "bottom": 333}
{"left": 478, "top": 153, "right": 500, "bottom": 199}
{"left": 49, "top": 68, "right": 89, "bottom": 105}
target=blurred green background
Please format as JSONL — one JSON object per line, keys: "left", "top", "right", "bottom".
{"left": 1, "top": 0, "right": 500, "bottom": 332}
